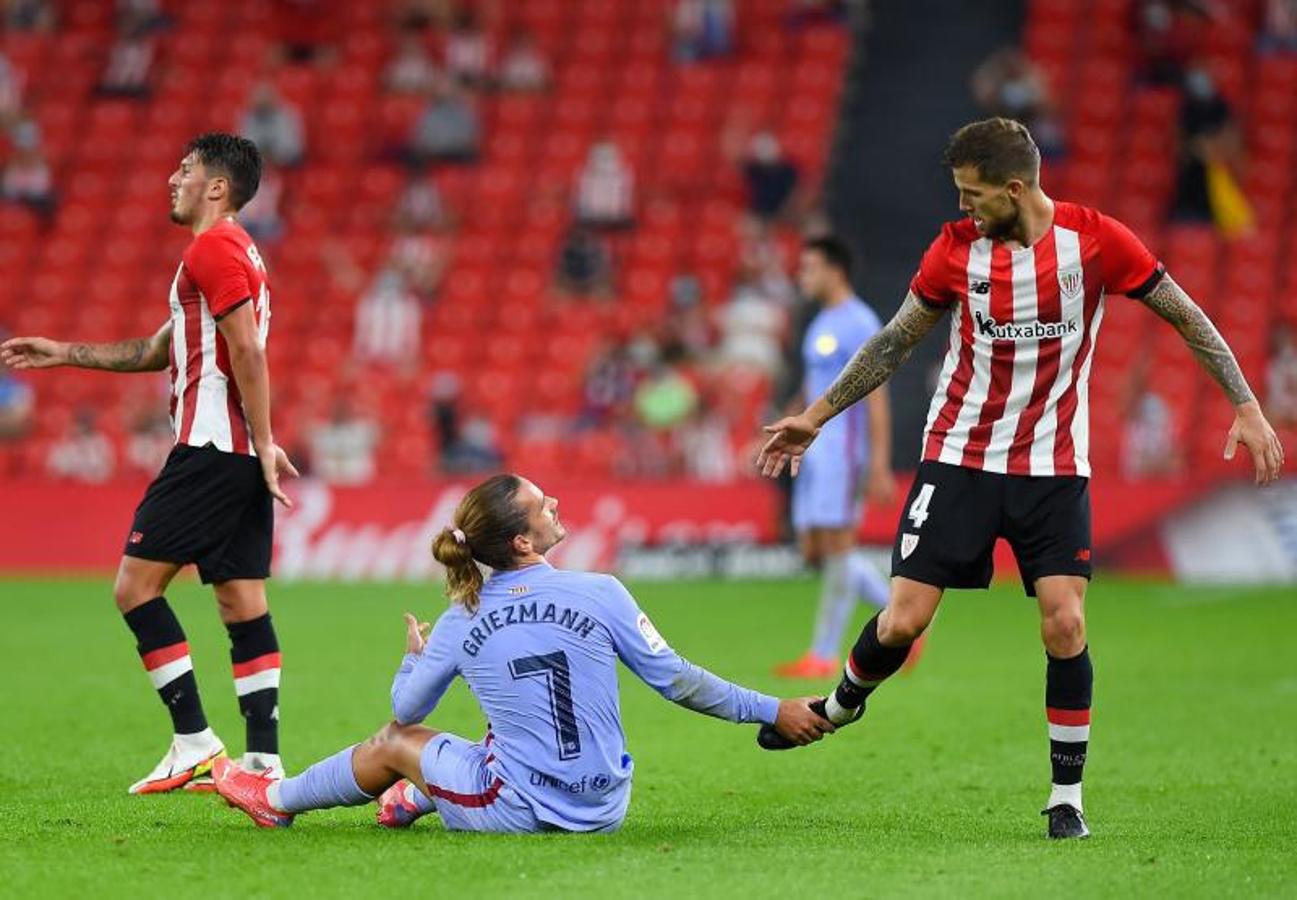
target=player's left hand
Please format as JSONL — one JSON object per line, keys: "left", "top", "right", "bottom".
{"left": 866, "top": 463, "right": 897, "bottom": 505}
{"left": 404, "top": 613, "right": 432, "bottom": 654}
{"left": 758, "top": 414, "right": 821, "bottom": 478}
{"left": 258, "top": 443, "right": 300, "bottom": 507}
{"left": 1224, "top": 401, "right": 1284, "bottom": 485}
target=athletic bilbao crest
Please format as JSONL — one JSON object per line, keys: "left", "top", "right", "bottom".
{"left": 1059, "top": 267, "right": 1083, "bottom": 298}
{"left": 900, "top": 533, "right": 919, "bottom": 559}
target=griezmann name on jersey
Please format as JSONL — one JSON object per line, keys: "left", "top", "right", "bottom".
{"left": 391, "top": 561, "right": 778, "bottom": 832}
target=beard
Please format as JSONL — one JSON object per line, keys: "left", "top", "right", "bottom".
{"left": 981, "top": 202, "right": 1021, "bottom": 241}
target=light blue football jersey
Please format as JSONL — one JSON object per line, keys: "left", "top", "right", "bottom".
{"left": 391, "top": 560, "right": 778, "bottom": 831}
{"left": 802, "top": 296, "right": 882, "bottom": 468}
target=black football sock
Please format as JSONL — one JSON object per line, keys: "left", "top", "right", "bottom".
{"left": 123, "top": 597, "right": 209, "bottom": 735}
{"left": 227, "top": 613, "right": 281, "bottom": 755}
{"left": 824, "top": 613, "right": 912, "bottom": 724}
{"left": 1045, "top": 646, "right": 1092, "bottom": 810}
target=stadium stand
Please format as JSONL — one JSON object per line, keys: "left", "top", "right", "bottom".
{"left": 0, "top": 0, "right": 847, "bottom": 483}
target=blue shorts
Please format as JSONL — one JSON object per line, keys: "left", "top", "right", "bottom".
{"left": 791, "top": 451, "right": 863, "bottom": 532}
{"left": 418, "top": 733, "right": 543, "bottom": 833}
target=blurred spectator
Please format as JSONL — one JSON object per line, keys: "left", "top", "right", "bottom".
{"left": 1133, "top": 0, "right": 1213, "bottom": 85}
{"left": 428, "top": 373, "right": 503, "bottom": 474}
{"left": 498, "top": 31, "right": 551, "bottom": 92}
{"left": 0, "top": 338, "right": 33, "bottom": 439}
{"left": 0, "top": 52, "right": 25, "bottom": 129}
{"left": 353, "top": 266, "right": 423, "bottom": 368}
{"left": 3, "top": 0, "right": 55, "bottom": 32}
{"left": 716, "top": 244, "right": 792, "bottom": 375}
{"left": 574, "top": 141, "right": 635, "bottom": 229}
{"left": 388, "top": 221, "right": 452, "bottom": 301}
{"left": 384, "top": 33, "right": 440, "bottom": 94}
{"left": 3, "top": 122, "right": 56, "bottom": 222}
{"left": 46, "top": 411, "right": 115, "bottom": 483}
{"left": 124, "top": 408, "right": 173, "bottom": 476}
{"left": 393, "top": 0, "right": 453, "bottom": 32}
{"left": 634, "top": 361, "right": 698, "bottom": 431}
{"left": 660, "top": 274, "right": 715, "bottom": 361}
{"left": 1260, "top": 0, "right": 1297, "bottom": 53}
{"left": 408, "top": 80, "right": 481, "bottom": 165}
{"left": 442, "top": 416, "right": 504, "bottom": 474}
{"left": 677, "top": 399, "right": 737, "bottom": 482}
{"left": 1121, "top": 388, "right": 1182, "bottom": 479}
{"left": 97, "top": 20, "right": 155, "bottom": 98}
{"left": 117, "top": 0, "right": 170, "bottom": 33}
{"left": 240, "top": 165, "right": 286, "bottom": 244}
{"left": 555, "top": 226, "right": 614, "bottom": 298}
{"left": 579, "top": 339, "right": 638, "bottom": 428}
{"left": 1170, "top": 67, "right": 1251, "bottom": 236}
{"left": 671, "top": 0, "right": 734, "bottom": 63}
{"left": 743, "top": 131, "right": 799, "bottom": 222}
{"left": 273, "top": 0, "right": 339, "bottom": 65}
{"left": 1267, "top": 323, "right": 1297, "bottom": 426}
{"left": 970, "top": 47, "right": 1065, "bottom": 158}
{"left": 445, "top": 8, "right": 493, "bottom": 87}
{"left": 241, "top": 83, "right": 306, "bottom": 168}
{"left": 308, "top": 397, "right": 381, "bottom": 485}
{"left": 393, "top": 174, "right": 452, "bottom": 231}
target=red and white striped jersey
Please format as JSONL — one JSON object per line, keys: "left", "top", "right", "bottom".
{"left": 911, "top": 202, "right": 1163, "bottom": 477}
{"left": 167, "top": 218, "right": 270, "bottom": 456}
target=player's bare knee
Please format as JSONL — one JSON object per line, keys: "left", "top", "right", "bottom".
{"left": 1042, "top": 609, "right": 1086, "bottom": 655}
{"left": 879, "top": 606, "right": 929, "bottom": 644}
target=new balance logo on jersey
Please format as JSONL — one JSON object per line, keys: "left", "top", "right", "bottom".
{"left": 970, "top": 280, "right": 991, "bottom": 294}
{"left": 974, "top": 310, "right": 1078, "bottom": 341}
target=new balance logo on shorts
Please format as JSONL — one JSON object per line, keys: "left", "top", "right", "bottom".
{"left": 974, "top": 310, "right": 1079, "bottom": 341}
{"left": 129, "top": 531, "right": 145, "bottom": 544}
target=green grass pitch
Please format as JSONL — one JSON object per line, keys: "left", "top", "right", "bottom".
{"left": 1, "top": 575, "right": 1293, "bottom": 898}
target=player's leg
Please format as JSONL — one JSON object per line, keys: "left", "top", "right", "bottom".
{"left": 775, "top": 528, "right": 842, "bottom": 677}
{"left": 1004, "top": 473, "right": 1093, "bottom": 839}
{"left": 217, "top": 720, "right": 441, "bottom": 828}
{"left": 213, "top": 578, "right": 282, "bottom": 776}
{"left": 823, "top": 577, "right": 944, "bottom": 723}
{"left": 115, "top": 554, "right": 226, "bottom": 793}
{"left": 809, "top": 529, "right": 861, "bottom": 663}
{"left": 823, "top": 462, "right": 1000, "bottom": 727}
{"left": 199, "top": 453, "right": 279, "bottom": 776}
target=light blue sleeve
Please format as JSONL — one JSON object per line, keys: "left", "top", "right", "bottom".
{"left": 390, "top": 611, "right": 460, "bottom": 725}
{"left": 598, "top": 576, "right": 779, "bottom": 725}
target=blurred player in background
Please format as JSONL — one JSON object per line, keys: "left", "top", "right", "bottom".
{"left": 771, "top": 237, "right": 912, "bottom": 679}
{"left": 214, "top": 474, "right": 832, "bottom": 831}
{"left": 1, "top": 133, "right": 297, "bottom": 793}
{"left": 756, "top": 118, "right": 1284, "bottom": 838}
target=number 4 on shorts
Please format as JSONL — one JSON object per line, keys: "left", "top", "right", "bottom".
{"left": 908, "top": 483, "right": 936, "bottom": 529}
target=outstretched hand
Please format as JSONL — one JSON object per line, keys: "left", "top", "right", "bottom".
{"left": 773, "top": 697, "right": 836, "bottom": 746}
{"left": 0, "top": 336, "right": 65, "bottom": 370}
{"left": 404, "top": 612, "right": 432, "bottom": 654}
{"left": 757, "top": 414, "right": 821, "bottom": 478}
{"left": 1224, "top": 403, "right": 1284, "bottom": 485}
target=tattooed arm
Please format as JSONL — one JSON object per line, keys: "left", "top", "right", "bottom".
{"left": 758, "top": 292, "right": 947, "bottom": 478}
{"left": 1138, "top": 273, "right": 1284, "bottom": 484}
{"left": 1138, "top": 274, "right": 1253, "bottom": 404}
{"left": 0, "top": 322, "right": 172, "bottom": 373}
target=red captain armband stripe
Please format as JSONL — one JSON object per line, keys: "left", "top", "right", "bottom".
{"left": 1046, "top": 707, "right": 1091, "bottom": 726}
{"left": 141, "top": 642, "right": 190, "bottom": 670}
{"left": 1125, "top": 263, "right": 1166, "bottom": 299}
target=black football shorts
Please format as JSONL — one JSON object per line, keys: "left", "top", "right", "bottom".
{"left": 124, "top": 443, "right": 273, "bottom": 584}
{"left": 890, "top": 460, "right": 1092, "bottom": 597}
